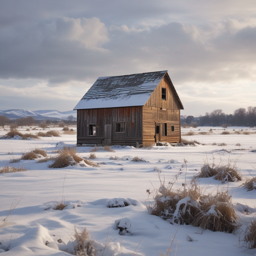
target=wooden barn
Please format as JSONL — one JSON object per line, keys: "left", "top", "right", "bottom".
{"left": 74, "top": 70, "right": 184, "bottom": 147}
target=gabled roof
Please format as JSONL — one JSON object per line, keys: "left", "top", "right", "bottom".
{"left": 74, "top": 70, "right": 167, "bottom": 110}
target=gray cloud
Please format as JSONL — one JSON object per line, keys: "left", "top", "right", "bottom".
{"left": 0, "top": 0, "right": 255, "bottom": 114}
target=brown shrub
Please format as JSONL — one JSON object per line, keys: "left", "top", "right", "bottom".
{"left": 37, "top": 157, "right": 56, "bottom": 163}
{"left": 10, "top": 124, "right": 18, "bottom": 130}
{"left": 21, "top": 152, "right": 38, "bottom": 160}
{"left": 221, "top": 131, "right": 230, "bottom": 135}
{"left": 148, "top": 177, "right": 238, "bottom": 233}
{"left": 242, "top": 177, "right": 256, "bottom": 191}
{"left": 74, "top": 227, "right": 95, "bottom": 256}
{"left": 198, "top": 132, "right": 209, "bottom": 135}
{"left": 84, "top": 159, "right": 99, "bottom": 167}
{"left": 9, "top": 158, "right": 21, "bottom": 163}
{"left": 46, "top": 130, "right": 60, "bottom": 137}
{"left": 38, "top": 122, "right": 48, "bottom": 129}
{"left": 235, "top": 131, "right": 241, "bottom": 134}
{"left": 53, "top": 201, "right": 67, "bottom": 210}
{"left": 195, "top": 164, "right": 218, "bottom": 178}
{"left": 192, "top": 191, "right": 238, "bottom": 233}
{"left": 6, "top": 130, "right": 23, "bottom": 137}
{"left": 62, "top": 127, "right": 69, "bottom": 131}
{"left": 214, "top": 165, "right": 242, "bottom": 183}
{"left": 196, "top": 161, "right": 242, "bottom": 183}
{"left": 49, "top": 147, "right": 83, "bottom": 168}
{"left": 184, "top": 131, "right": 195, "bottom": 136}
{"left": 89, "top": 153, "right": 96, "bottom": 159}
{"left": 181, "top": 138, "right": 200, "bottom": 146}
{"left": 244, "top": 220, "right": 256, "bottom": 249}
{"left": 243, "top": 131, "right": 251, "bottom": 135}
{"left": 0, "top": 166, "right": 26, "bottom": 174}
{"left": 132, "top": 156, "right": 146, "bottom": 162}
{"left": 22, "top": 133, "right": 39, "bottom": 140}
{"left": 218, "top": 143, "right": 227, "bottom": 146}
{"left": 33, "top": 149, "right": 47, "bottom": 157}
{"left": 63, "top": 130, "right": 76, "bottom": 135}
{"left": 58, "top": 121, "right": 65, "bottom": 127}
{"left": 26, "top": 128, "right": 30, "bottom": 131}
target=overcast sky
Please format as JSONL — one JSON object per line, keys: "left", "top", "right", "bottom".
{"left": 0, "top": 0, "right": 255, "bottom": 115}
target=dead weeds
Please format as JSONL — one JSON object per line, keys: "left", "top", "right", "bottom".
{"left": 0, "top": 166, "right": 26, "bottom": 174}
{"left": 244, "top": 220, "right": 256, "bottom": 249}
{"left": 148, "top": 173, "right": 239, "bottom": 233}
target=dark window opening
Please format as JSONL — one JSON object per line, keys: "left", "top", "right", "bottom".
{"left": 162, "top": 123, "right": 167, "bottom": 136}
{"left": 89, "top": 124, "right": 96, "bottom": 136}
{"left": 116, "top": 122, "right": 125, "bottom": 132}
{"left": 171, "top": 126, "right": 175, "bottom": 132}
{"left": 156, "top": 125, "right": 160, "bottom": 134}
{"left": 162, "top": 88, "right": 166, "bottom": 100}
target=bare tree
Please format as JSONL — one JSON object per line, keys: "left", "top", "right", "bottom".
{"left": 0, "top": 115, "right": 9, "bottom": 128}
{"left": 67, "top": 115, "right": 75, "bottom": 122}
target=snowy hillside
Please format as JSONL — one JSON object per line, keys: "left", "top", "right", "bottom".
{"left": 0, "top": 109, "right": 76, "bottom": 120}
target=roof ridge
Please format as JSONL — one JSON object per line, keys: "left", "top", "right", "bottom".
{"left": 98, "top": 70, "right": 167, "bottom": 79}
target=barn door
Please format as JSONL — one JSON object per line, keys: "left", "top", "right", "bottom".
{"left": 155, "top": 123, "right": 160, "bottom": 143}
{"left": 104, "top": 124, "right": 112, "bottom": 145}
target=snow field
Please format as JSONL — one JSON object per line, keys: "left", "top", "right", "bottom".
{"left": 0, "top": 126, "right": 256, "bottom": 255}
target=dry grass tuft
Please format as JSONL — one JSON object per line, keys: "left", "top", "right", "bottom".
{"left": 244, "top": 220, "right": 256, "bottom": 249}
{"left": 181, "top": 138, "right": 200, "bottom": 146}
{"left": 243, "top": 131, "right": 251, "bottom": 135}
{"left": 0, "top": 166, "right": 26, "bottom": 174}
{"left": 53, "top": 201, "right": 67, "bottom": 210}
{"left": 37, "top": 157, "right": 56, "bottom": 163}
{"left": 89, "top": 153, "right": 96, "bottom": 159}
{"left": 6, "top": 130, "right": 39, "bottom": 140}
{"left": 148, "top": 175, "right": 238, "bottom": 233}
{"left": 214, "top": 165, "right": 242, "bottom": 183}
{"left": 9, "top": 158, "right": 21, "bottom": 163}
{"left": 196, "top": 161, "right": 242, "bottom": 183}
{"left": 242, "top": 176, "right": 256, "bottom": 191}
{"left": 132, "top": 156, "right": 146, "bottom": 162}
{"left": 184, "top": 131, "right": 195, "bottom": 136}
{"left": 33, "top": 149, "right": 47, "bottom": 157}
{"left": 46, "top": 130, "right": 60, "bottom": 137}
{"left": 218, "top": 143, "right": 227, "bottom": 146}
{"left": 84, "top": 159, "right": 99, "bottom": 167}
{"left": 63, "top": 130, "right": 76, "bottom": 135}
{"left": 103, "top": 145, "right": 115, "bottom": 152}
{"left": 74, "top": 227, "right": 95, "bottom": 256}
{"left": 38, "top": 130, "right": 60, "bottom": 137}
{"left": 198, "top": 132, "right": 209, "bottom": 135}
{"left": 221, "top": 131, "right": 230, "bottom": 135}
{"left": 49, "top": 147, "right": 83, "bottom": 168}
{"left": 21, "top": 151, "right": 38, "bottom": 160}
{"left": 62, "top": 126, "right": 69, "bottom": 131}
{"left": 195, "top": 164, "right": 218, "bottom": 178}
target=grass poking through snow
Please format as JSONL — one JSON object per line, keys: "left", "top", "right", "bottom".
{"left": 0, "top": 166, "right": 26, "bottom": 174}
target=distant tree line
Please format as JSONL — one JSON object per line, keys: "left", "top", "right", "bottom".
{"left": 181, "top": 106, "right": 256, "bottom": 127}
{"left": 0, "top": 115, "right": 76, "bottom": 128}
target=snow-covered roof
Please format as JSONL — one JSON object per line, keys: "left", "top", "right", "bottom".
{"left": 74, "top": 70, "right": 167, "bottom": 110}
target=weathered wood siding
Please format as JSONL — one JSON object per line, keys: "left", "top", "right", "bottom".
{"left": 143, "top": 74, "right": 181, "bottom": 146}
{"left": 77, "top": 107, "right": 142, "bottom": 146}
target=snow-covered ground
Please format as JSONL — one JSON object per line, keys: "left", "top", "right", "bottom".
{"left": 0, "top": 126, "right": 256, "bottom": 255}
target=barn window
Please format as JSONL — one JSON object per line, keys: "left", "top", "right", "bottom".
{"left": 162, "top": 123, "right": 167, "bottom": 136}
{"left": 171, "top": 125, "right": 175, "bottom": 132}
{"left": 156, "top": 125, "right": 160, "bottom": 134}
{"left": 116, "top": 122, "right": 125, "bottom": 132}
{"left": 89, "top": 124, "right": 96, "bottom": 136}
{"left": 162, "top": 88, "right": 166, "bottom": 100}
